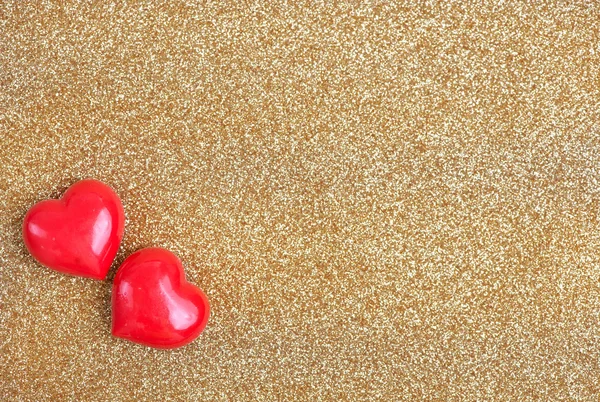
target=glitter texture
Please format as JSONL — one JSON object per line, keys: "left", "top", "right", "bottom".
{"left": 1, "top": 1, "right": 600, "bottom": 401}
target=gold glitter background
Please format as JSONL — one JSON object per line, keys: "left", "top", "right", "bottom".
{"left": 1, "top": 1, "right": 600, "bottom": 401}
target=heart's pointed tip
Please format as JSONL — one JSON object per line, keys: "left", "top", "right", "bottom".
{"left": 96, "top": 270, "right": 110, "bottom": 281}
{"left": 110, "top": 330, "right": 188, "bottom": 350}
{"left": 88, "top": 273, "right": 107, "bottom": 281}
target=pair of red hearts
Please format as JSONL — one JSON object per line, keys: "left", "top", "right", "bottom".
{"left": 22, "top": 179, "right": 210, "bottom": 349}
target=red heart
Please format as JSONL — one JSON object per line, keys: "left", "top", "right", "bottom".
{"left": 111, "top": 248, "right": 210, "bottom": 349}
{"left": 23, "top": 179, "right": 125, "bottom": 280}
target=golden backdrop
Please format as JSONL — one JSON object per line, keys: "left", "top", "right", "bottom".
{"left": 2, "top": 1, "right": 600, "bottom": 400}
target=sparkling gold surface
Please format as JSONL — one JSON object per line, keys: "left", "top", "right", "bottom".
{"left": 2, "top": 1, "right": 600, "bottom": 401}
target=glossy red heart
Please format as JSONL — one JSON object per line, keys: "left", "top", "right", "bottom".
{"left": 23, "top": 179, "right": 125, "bottom": 280}
{"left": 111, "top": 248, "right": 210, "bottom": 349}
